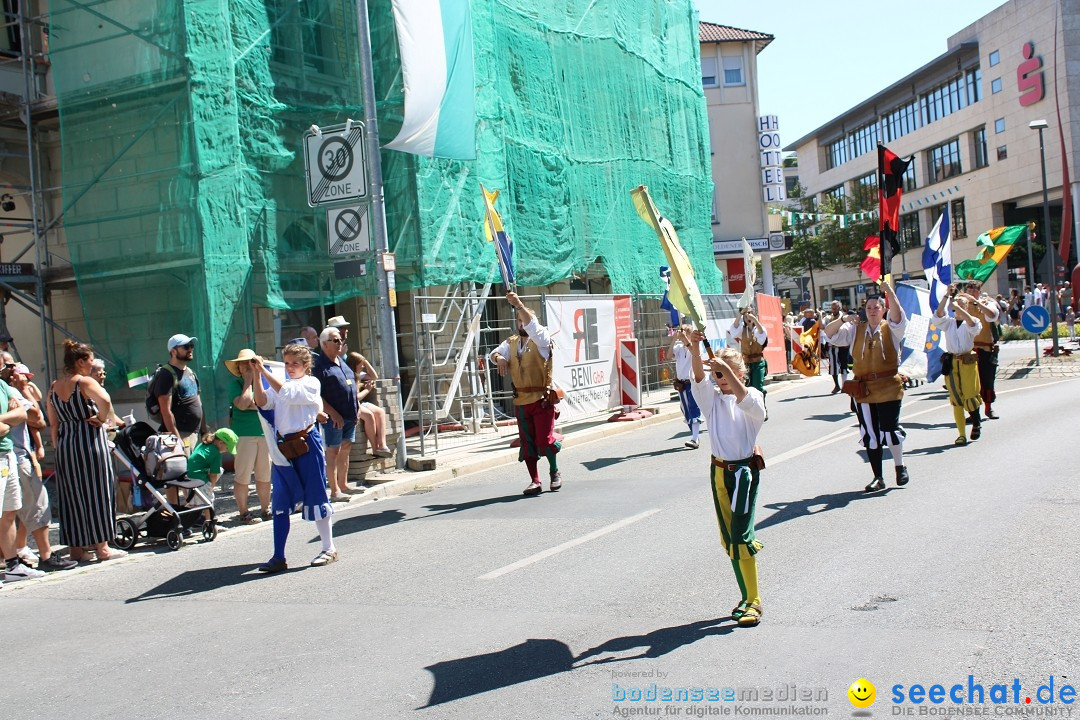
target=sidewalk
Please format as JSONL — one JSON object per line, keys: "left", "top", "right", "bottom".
{"left": 997, "top": 339, "right": 1080, "bottom": 379}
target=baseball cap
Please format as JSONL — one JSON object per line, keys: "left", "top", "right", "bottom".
{"left": 13, "top": 362, "right": 32, "bottom": 379}
{"left": 213, "top": 428, "right": 239, "bottom": 455}
{"left": 167, "top": 334, "right": 197, "bottom": 351}
{"left": 286, "top": 337, "right": 308, "bottom": 347}
{"left": 326, "top": 315, "right": 350, "bottom": 328}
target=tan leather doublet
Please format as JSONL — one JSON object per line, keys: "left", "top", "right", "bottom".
{"left": 508, "top": 336, "right": 547, "bottom": 406}
{"left": 852, "top": 321, "right": 903, "bottom": 403}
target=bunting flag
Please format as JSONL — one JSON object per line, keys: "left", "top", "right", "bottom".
{"left": 385, "top": 0, "right": 476, "bottom": 159}
{"left": 738, "top": 238, "right": 756, "bottom": 309}
{"left": 659, "top": 266, "right": 680, "bottom": 328}
{"left": 860, "top": 235, "right": 882, "bottom": 282}
{"left": 878, "top": 144, "right": 913, "bottom": 277}
{"left": 921, "top": 205, "right": 952, "bottom": 312}
{"left": 954, "top": 224, "right": 1029, "bottom": 284}
{"left": 126, "top": 367, "right": 152, "bottom": 388}
{"left": 481, "top": 184, "right": 515, "bottom": 288}
{"left": 630, "top": 185, "right": 707, "bottom": 330}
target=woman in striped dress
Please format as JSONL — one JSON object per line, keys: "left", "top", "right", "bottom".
{"left": 47, "top": 340, "right": 123, "bottom": 562}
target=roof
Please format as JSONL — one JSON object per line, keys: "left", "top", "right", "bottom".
{"left": 699, "top": 21, "right": 773, "bottom": 52}
{"left": 784, "top": 42, "right": 980, "bottom": 151}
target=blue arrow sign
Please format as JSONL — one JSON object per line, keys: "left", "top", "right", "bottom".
{"left": 1021, "top": 305, "right": 1050, "bottom": 334}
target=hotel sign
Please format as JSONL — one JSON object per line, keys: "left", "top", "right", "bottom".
{"left": 759, "top": 115, "right": 786, "bottom": 203}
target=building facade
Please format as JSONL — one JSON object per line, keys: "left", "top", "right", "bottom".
{"left": 699, "top": 21, "right": 789, "bottom": 294}
{"left": 786, "top": 0, "right": 1078, "bottom": 306}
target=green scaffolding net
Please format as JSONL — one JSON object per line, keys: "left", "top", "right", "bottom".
{"left": 50, "top": 0, "right": 719, "bottom": 421}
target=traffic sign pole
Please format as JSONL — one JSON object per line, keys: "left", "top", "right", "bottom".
{"left": 356, "top": 0, "right": 406, "bottom": 468}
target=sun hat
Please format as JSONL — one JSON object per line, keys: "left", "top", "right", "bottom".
{"left": 224, "top": 348, "right": 260, "bottom": 377}
{"left": 326, "top": 316, "right": 350, "bottom": 328}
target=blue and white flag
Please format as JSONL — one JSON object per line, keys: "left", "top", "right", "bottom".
{"left": 921, "top": 205, "right": 951, "bottom": 312}
{"left": 659, "top": 266, "right": 680, "bottom": 328}
{"left": 895, "top": 281, "right": 949, "bottom": 383}
{"left": 385, "top": 0, "right": 476, "bottom": 160}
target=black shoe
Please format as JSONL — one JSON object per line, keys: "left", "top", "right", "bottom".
{"left": 985, "top": 410, "right": 998, "bottom": 420}
{"left": 549, "top": 471, "right": 562, "bottom": 492}
{"left": 895, "top": 465, "right": 910, "bottom": 486}
{"left": 522, "top": 481, "right": 542, "bottom": 496}
{"left": 257, "top": 557, "right": 288, "bottom": 573}
{"left": 865, "top": 477, "right": 885, "bottom": 492}
{"left": 970, "top": 425, "right": 981, "bottom": 441}
{"left": 41, "top": 555, "right": 79, "bottom": 571}
{"left": 830, "top": 387, "right": 841, "bottom": 395}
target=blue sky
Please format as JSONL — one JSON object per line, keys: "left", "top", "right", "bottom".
{"left": 693, "top": 0, "right": 1009, "bottom": 145}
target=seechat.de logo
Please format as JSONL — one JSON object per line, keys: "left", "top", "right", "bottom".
{"left": 848, "top": 678, "right": 877, "bottom": 709}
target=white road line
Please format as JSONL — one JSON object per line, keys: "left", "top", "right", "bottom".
{"left": 767, "top": 377, "right": 1077, "bottom": 468}
{"left": 477, "top": 509, "right": 662, "bottom": 580}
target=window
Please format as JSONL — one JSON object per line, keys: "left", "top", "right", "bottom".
{"left": 826, "top": 137, "right": 848, "bottom": 170}
{"left": 722, "top": 55, "right": 744, "bottom": 86}
{"left": 900, "top": 213, "right": 921, "bottom": 250}
{"left": 856, "top": 172, "right": 877, "bottom": 189}
{"left": 989, "top": 50, "right": 1000, "bottom": 67}
{"left": 785, "top": 175, "right": 799, "bottom": 196}
{"left": 995, "top": 118, "right": 1006, "bottom": 133}
{"left": 951, "top": 198, "right": 967, "bottom": 239}
{"left": 825, "top": 184, "right": 846, "bottom": 201}
{"left": 882, "top": 98, "right": 922, "bottom": 142}
{"left": 991, "top": 77, "right": 1003, "bottom": 94}
{"left": 920, "top": 66, "right": 981, "bottom": 125}
{"left": 997, "top": 145, "right": 1008, "bottom": 161}
{"left": 712, "top": 190, "right": 719, "bottom": 224}
{"left": 701, "top": 56, "right": 718, "bottom": 88}
{"left": 850, "top": 122, "right": 880, "bottom": 160}
{"left": 974, "top": 127, "right": 989, "bottom": 169}
{"left": 929, "top": 138, "right": 962, "bottom": 183}
{"left": 930, "top": 203, "right": 946, "bottom": 228}
{"left": 903, "top": 163, "right": 917, "bottom": 192}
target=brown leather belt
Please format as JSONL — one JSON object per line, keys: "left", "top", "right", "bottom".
{"left": 744, "top": 354, "right": 763, "bottom": 363}
{"left": 712, "top": 455, "right": 754, "bottom": 472}
{"left": 854, "top": 369, "right": 898, "bottom": 382}
{"left": 957, "top": 353, "right": 978, "bottom": 364}
{"left": 283, "top": 423, "right": 314, "bottom": 440}
{"left": 974, "top": 341, "right": 997, "bottom": 350}
{"left": 514, "top": 386, "right": 546, "bottom": 393}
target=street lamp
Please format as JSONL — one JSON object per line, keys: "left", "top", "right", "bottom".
{"left": 1029, "top": 119, "right": 1060, "bottom": 356}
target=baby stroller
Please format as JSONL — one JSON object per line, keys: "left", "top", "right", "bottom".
{"left": 111, "top": 422, "right": 218, "bottom": 551}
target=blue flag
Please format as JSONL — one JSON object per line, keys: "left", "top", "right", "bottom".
{"left": 921, "top": 205, "right": 952, "bottom": 312}
{"left": 894, "top": 281, "right": 948, "bottom": 382}
{"left": 659, "top": 266, "right": 680, "bottom": 327}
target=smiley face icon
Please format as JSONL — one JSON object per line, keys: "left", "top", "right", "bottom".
{"left": 848, "top": 678, "right": 876, "bottom": 708}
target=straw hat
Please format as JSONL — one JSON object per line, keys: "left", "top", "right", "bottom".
{"left": 224, "top": 348, "right": 260, "bottom": 377}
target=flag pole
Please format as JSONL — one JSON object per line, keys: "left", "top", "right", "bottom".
{"left": 356, "top": 0, "right": 406, "bottom": 467}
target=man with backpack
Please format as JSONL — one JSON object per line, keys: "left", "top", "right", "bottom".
{"left": 147, "top": 334, "right": 205, "bottom": 451}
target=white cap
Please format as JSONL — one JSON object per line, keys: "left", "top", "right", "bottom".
{"left": 167, "top": 334, "right": 197, "bottom": 351}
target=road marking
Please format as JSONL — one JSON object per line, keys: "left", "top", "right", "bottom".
{"left": 767, "top": 377, "right": 1077, "bottom": 468}
{"left": 477, "top": 509, "right": 661, "bottom": 580}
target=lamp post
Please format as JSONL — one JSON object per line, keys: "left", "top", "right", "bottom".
{"left": 1030, "top": 119, "right": 1060, "bottom": 356}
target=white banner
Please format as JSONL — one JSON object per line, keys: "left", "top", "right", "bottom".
{"left": 544, "top": 295, "right": 634, "bottom": 422}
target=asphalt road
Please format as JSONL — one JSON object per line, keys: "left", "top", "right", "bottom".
{"left": 4, "top": 347, "right": 1078, "bottom": 719}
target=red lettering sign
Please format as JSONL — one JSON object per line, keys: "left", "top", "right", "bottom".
{"left": 1017, "top": 41, "right": 1044, "bottom": 107}
{"left": 725, "top": 258, "right": 746, "bottom": 294}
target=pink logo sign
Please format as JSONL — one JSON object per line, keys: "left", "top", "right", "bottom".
{"left": 1017, "top": 41, "right": 1045, "bottom": 107}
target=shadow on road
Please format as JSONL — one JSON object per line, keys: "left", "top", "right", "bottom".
{"left": 757, "top": 488, "right": 896, "bottom": 531}
{"left": 312, "top": 508, "right": 407, "bottom": 541}
{"left": 904, "top": 442, "right": 964, "bottom": 456}
{"left": 125, "top": 563, "right": 278, "bottom": 603}
{"left": 422, "top": 617, "right": 734, "bottom": 707}
{"left": 582, "top": 447, "right": 686, "bottom": 471}
{"left": 804, "top": 413, "right": 851, "bottom": 422}
{"left": 902, "top": 421, "right": 952, "bottom": 430}
{"left": 413, "top": 494, "right": 534, "bottom": 519}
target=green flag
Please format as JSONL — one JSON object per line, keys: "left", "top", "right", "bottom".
{"left": 954, "top": 224, "right": 1030, "bottom": 284}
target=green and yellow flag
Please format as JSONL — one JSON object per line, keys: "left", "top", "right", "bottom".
{"left": 630, "top": 185, "right": 707, "bottom": 330}
{"left": 955, "top": 223, "right": 1030, "bottom": 284}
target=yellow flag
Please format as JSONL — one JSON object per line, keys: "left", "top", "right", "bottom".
{"left": 630, "top": 185, "right": 707, "bottom": 330}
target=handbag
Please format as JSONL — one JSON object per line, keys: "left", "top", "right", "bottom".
{"left": 277, "top": 425, "right": 313, "bottom": 460}
{"left": 842, "top": 379, "right": 870, "bottom": 400}
{"left": 544, "top": 387, "right": 565, "bottom": 405}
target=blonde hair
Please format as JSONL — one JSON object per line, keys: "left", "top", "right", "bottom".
{"left": 716, "top": 347, "right": 747, "bottom": 378}
{"left": 282, "top": 343, "right": 313, "bottom": 373}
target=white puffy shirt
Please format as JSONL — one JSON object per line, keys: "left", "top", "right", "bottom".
{"left": 259, "top": 375, "right": 323, "bottom": 435}
{"left": 942, "top": 317, "right": 981, "bottom": 354}
{"left": 690, "top": 377, "right": 765, "bottom": 461}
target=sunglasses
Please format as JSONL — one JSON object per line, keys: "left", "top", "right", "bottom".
{"left": 327, "top": 338, "right": 343, "bottom": 344}
{"left": 177, "top": 344, "right": 194, "bottom": 350}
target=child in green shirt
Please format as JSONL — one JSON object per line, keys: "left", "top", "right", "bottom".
{"left": 186, "top": 428, "right": 238, "bottom": 523}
